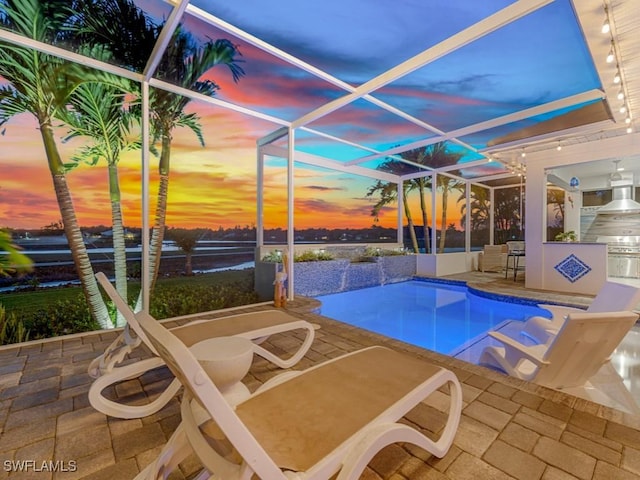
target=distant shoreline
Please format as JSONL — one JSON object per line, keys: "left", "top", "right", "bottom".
{"left": 0, "top": 250, "right": 255, "bottom": 291}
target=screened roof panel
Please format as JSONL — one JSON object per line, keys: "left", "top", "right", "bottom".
{"left": 373, "top": 0, "right": 601, "bottom": 134}
{"left": 304, "top": 98, "right": 435, "bottom": 155}
{"left": 294, "top": 129, "right": 381, "bottom": 162}
{"left": 154, "top": 12, "right": 347, "bottom": 121}
{"left": 189, "top": 0, "right": 516, "bottom": 83}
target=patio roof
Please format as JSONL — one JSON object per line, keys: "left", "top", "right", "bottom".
{"left": 0, "top": 0, "right": 637, "bottom": 187}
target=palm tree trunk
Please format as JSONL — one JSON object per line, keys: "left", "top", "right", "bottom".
{"left": 148, "top": 135, "right": 172, "bottom": 290}
{"left": 41, "top": 123, "right": 112, "bottom": 329}
{"left": 418, "top": 180, "right": 430, "bottom": 253}
{"left": 402, "top": 185, "right": 419, "bottom": 253}
{"left": 108, "top": 163, "right": 127, "bottom": 327}
{"left": 439, "top": 185, "right": 449, "bottom": 253}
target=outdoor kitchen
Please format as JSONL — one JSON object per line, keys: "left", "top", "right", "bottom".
{"left": 539, "top": 159, "right": 640, "bottom": 293}
{"left": 581, "top": 169, "right": 640, "bottom": 280}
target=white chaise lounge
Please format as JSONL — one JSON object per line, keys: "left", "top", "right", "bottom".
{"left": 130, "top": 296, "right": 463, "bottom": 480}
{"left": 521, "top": 280, "right": 640, "bottom": 344}
{"left": 480, "top": 310, "right": 639, "bottom": 391}
{"left": 89, "top": 272, "right": 316, "bottom": 419}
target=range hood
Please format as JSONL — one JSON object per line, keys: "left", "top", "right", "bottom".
{"left": 597, "top": 176, "right": 640, "bottom": 214}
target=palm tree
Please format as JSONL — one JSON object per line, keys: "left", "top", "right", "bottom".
{"left": 494, "top": 186, "right": 523, "bottom": 243}
{"left": 60, "top": 0, "right": 160, "bottom": 324}
{"left": 398, "top": 148, "right": 431, "bottom": 253}
{"left": 61, "top": 80, "right": 140, "bottom": 327}
{"left": 458, "top": 185, "right": 491, "bottom": 247}
{"left": 418, "top": 143, "right": 463, "bottom": 253}
{"left": 0, "top": 229, "right": 32, "bottom": 276}
{"left": 367, "top": 159, "right": 420, "bottom": 252}
{"left": 146, "top": 30, "right": 245, "bottom": 290}
{"left": 458, "top": 185, "right": 491, "bottom": 231}
{"left": 0, "top": 0, "right": 112, "bottom": 327}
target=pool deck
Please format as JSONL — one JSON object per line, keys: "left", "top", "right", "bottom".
{"left": 1, "top": 272, "right": 640, "bottom": 479}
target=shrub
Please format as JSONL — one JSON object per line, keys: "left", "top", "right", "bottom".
{"left": 363, "top": 246, "right": 408, "bottom": 257}
{"left": 293, "top": 250, "right": 334, "bottom": 262}
{"left": 0, "top": 305, "right": 30, "bottom": 345}
{"left": 22, "top": 294, "right": 100, "bottom": 339}
{"left": 3, "top": 276, "right": 259, "bottom": 345}
{"left": 150, "top": 282, "right": 259, "bottom": 319}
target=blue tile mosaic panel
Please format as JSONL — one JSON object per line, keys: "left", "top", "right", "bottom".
{"left": 554, "top": 254, "right": 591, "bottom": 283}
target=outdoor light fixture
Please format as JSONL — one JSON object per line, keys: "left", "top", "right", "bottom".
{"left": 620, "top": 105, "right": 627, "bottom": 114}
{"left": 521, "top": 149, "right": 526, "bottom": 158}
{"left": 628, "top": 126, "right": 634, "bottom": 134}
{"left": 602, "top": 7, "right": 610, "bottom": 34}
{"left": 611, "top": 160, "right": 622, "bottom": 181}
{"left": 614, "top": 69, "right": 621, "bottom": 84}
{"left": 556, "top": 142, "right": 562, "bottom": 151}
{"left": 617, "top": 89, "right": 625, "bottom": 100}
{"left": 606, "top": 43, "right": 615, "bottom": 63}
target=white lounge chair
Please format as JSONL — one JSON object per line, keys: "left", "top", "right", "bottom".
{"left": 89, "top": 272, "right": 316, "bottom": 419}
{"left": 131, "top": 301, "right": 463, "bottom": 480}
{"left": 478, "top": 244, "right": 507, "bottom": 273}
{"left": 479, "top": 310, "right": 639, "bottom": 390}
{"left": 522, "top": 280, "right": 640, "bottom": 344}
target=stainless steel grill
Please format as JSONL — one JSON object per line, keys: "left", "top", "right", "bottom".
{"left": 597, "top": 236, "right": 640, "bottom": 253}
{"left": 598, "top": 236, "right": 640, "bottom": 278}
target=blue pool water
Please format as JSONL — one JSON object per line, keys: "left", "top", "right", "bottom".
{"left": 316, "top": 280, "right": 550, "bottom": 355}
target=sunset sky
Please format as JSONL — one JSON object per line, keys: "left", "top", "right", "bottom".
{"left": 0, "top": 0, "right": 599, "bottom": 232}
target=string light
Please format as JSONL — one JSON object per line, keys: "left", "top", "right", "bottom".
{"left": 606, "top": 43, "right": 615, "bottom": 63}
{"left": 602, "top": 7, "right": 610, "bottom": 33}
{"left": 617, "top": 89, "right": 624, "bottom": 100}
{"left": 620, "top": 105, "right": 627, "bottom": 114}
{"left": 556, "top": 142, "right": 562, "bottom": 151}
{"left": 614, "top": 68, "right": 621, "bottom": 84}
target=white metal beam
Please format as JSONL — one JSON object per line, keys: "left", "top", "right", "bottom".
{"left": 143, "top": 0, "right": 190, "bottom": 80}
{"left": 0, "top": 28, "right": 144, "bottom": 83}
{"left": 257, "top": 127, "right": 289, "bottom": 147}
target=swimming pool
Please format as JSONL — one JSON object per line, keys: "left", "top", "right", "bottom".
{"left": 316, "top": 280, "right": 550, "bottom": 355}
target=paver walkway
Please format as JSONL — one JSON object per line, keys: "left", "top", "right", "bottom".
{"left": 1, "top": 276, "right": 640, "bottom": 479}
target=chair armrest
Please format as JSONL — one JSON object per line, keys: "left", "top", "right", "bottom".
{"left": 537, "top": 304, "right": 583, "bottom": 319}
{"left": 488, "top": 331, "right": 549, "bottom": 366}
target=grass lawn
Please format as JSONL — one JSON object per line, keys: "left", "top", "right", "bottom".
{"left": 1, "top": 269, "right": 255, "bottom": 316}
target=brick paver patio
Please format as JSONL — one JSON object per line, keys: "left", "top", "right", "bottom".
{"left": 1, "top": 278, "right": 640, "bottom": 479}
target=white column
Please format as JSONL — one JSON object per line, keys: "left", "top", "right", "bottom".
{"left": 256, "top": 148, "right": 264, "bottom": 247}
{"left": 141, "top": 81, "right": 151, "bottom": 313}
{"left": 397, "top": 181, "right": 403, "bottom": 244}
{"left": 465, "top": 181, "right": 471, "bottom": 251}
{"left": 287, "top": 128, "right": 295, "bottom": 299}
{"left": 524, "top": 163, "right": 546, "bottom": 289}
{"left": 431, "top": 173, "right": 438, "bottom": 254}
